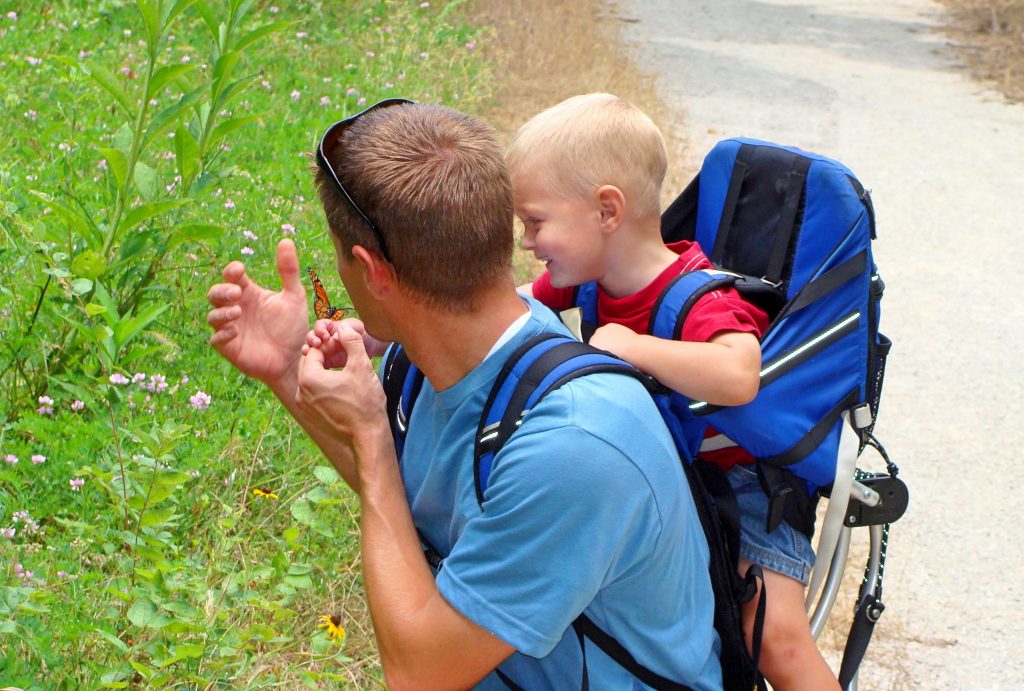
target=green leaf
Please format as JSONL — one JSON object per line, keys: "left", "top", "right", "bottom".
{"left": 72, "top": 249, "right": 107, "bottom": 280}
{"left": 168, "top": 222, "right": 223, "bottom": 250}
{"left": 99, "top": 147, "right": 130, "bottom": 191}
{"left": 148, "top": 64, "right": 195, "bottom": 99}
{"left": 312, "top": 466, "right": 340, "bottom": 485}
{"left": 156, "top": 470, "right": 192, "bottom": 486}
{"left": 85, "top": 303, "right": 108, "bottom": 317}
{"left": 174, "top": 124, "right": 200, "bottom": 185}
{"left": 137, "top": 0, "right": 161, "bottom": 49}
{"left": 121, "top": 200, "right": 190, "bottom": 232}
{"left": 289, "top": 498, "right": 315, "bottom": 526}
{"left": 171, "top": 642, "right": 205, "bottom": 659}
{"left": 127, "top": 596, "right": 158, "bottom": 627}
{"left": 207, "top": 114, "right": 260, "bottom": 148}
{"left": 71, "top": 278, "right": 94, "bottom": 295}
{"left": 283, "top": 574, "right": 313, "bottom": 590}
{"left": 93, "top": 627, "right": 130, "bottom": 652}
{"left": 82, "top": 62, "right": 133, "bottom": 115}
{"left": 113, "top": 123, "right": 134, "bottom": 156}
{"left": 192, "top": 0, "right": 220, "bottom": 43}
{"left": 133, "top": 161, "right": 159, "bottom": 200}
{"left": 287, "top": 563, "right": 313, "bottom": 575}
{"left": 233, "top": 20, "right": 296, "bottom": 53}
{"left": 140, "top": 507, "right": 175, "bottom": 527}
{"left": 0, "top": 619, "right": 18, "bottom": 635}
{"left": 162, "top": 0, "right": 197, "bottom": 30}
{"left": 142, "top": 85, "right": 206, "bottom": 153}
{"left": 112, "top": 302, "right": 170, "bottom": 348}
{"left": 162, "top": 600, "right": 201, "bottom": 620}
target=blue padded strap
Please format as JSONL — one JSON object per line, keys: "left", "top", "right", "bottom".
{"left": 474, "top": 335, "right": 642, "bottom": 504}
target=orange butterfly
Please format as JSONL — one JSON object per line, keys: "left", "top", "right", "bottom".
{"left": 307, "top": 267, "right": 348, "bottom": 321}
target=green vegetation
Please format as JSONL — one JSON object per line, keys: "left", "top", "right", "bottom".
{"left": 0, "top": 0, "right": 490, "bottom": 686}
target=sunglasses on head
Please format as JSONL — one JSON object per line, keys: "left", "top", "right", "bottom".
{"left": 316, "top": 98, "right": 415, "bottom": 264}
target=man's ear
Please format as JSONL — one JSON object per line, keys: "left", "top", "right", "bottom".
{"left": 595, "top": 185, "right": 626, "bottom": 233}
{"left": 351, "top": 245, "right": 395, "bottom": 298}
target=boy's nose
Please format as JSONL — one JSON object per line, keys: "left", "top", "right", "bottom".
{"left": 520, "top": 226, "right": 536, "bottom": 250}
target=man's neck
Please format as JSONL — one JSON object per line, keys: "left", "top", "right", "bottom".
{"left": 600, "top": 215, "right": 677, "bottom": 298}
{"left": 395, "top": 281, "right": 530, "bottom": 392}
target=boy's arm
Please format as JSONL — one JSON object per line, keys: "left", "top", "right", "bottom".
{"left": 590, "top": 324, "right": 761, "bottom": 406}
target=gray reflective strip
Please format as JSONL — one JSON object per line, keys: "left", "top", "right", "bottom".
{"left": 689, "top": 312, "right": 861, "bottom": 413}
{"left": 478, "top": 412, "right": 528, "bottom": 447}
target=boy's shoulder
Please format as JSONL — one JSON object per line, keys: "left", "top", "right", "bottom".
{"left": 666, "top": 238, "right": 713, "bottom": 271}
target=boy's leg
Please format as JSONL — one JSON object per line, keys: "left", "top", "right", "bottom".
{"left": 739, "top": 557, "right": 840, "bottom": 691}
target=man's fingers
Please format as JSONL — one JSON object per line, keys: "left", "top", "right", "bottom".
{"left": 207, "top": 305, "right": 241, "bottom": 327}
{"left": 206, "top": 282, "right": 242, "bottom": 307}
{"left": 221, "top": 260, "right": 254, "bottom": 293}
{"left": 209, "top": 325, "right": 237, "bottom": 348}
{"left": 336, "top": 324, "right": 371, "bottom": 364}
{"left": 276, "top": 239, "right": 305, "bottom": 297}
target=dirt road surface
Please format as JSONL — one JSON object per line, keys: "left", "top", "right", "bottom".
{"left": 612, "top": 0, "right": 1024, "bottom": 687}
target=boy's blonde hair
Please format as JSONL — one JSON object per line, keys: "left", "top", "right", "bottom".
{"left": 506, "top": 93, "right": 667, "bottom": 218}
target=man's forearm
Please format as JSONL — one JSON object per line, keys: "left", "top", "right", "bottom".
{"left": 268, "top": 370, "right": 362, "bottom": 492}
{"left": 356, "top": 423, "right": 512, "bottom": 689}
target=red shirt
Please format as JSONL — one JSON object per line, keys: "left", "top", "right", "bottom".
{"left": 532, "top": 239, "right": 769, "bottom": 469}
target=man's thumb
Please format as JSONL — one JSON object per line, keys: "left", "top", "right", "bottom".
{"left": 277, "top": 239, "right": 304, "bottom": 296}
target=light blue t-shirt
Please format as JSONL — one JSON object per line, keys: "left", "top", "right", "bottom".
{"left": 393, "top": 299, "right": 722, "bottom": 690}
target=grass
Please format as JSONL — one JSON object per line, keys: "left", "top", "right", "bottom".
{"left": 0, "top": 1, "right": 489, "bottom": 687}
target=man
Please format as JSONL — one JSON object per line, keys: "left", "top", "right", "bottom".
{"left": 206, "top": 100, "right": 721, "bottom": 689}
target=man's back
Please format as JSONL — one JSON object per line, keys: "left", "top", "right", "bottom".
{"left": 398, "top": 300, "right": 723, "bottom": 689}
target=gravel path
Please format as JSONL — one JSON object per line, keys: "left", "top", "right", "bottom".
{"left": 612, "top": 1, "right": 1024, "bottom": 687}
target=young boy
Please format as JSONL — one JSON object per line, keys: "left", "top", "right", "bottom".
{"left": 509, "top": 93, "right": 841, "bottom": 691}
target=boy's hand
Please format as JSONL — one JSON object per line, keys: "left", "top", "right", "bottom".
{"left": 206, "top": 239, "right": 307, "bottom": 390}
{"left": 590, "top": 322, "right": 640, "bottom": 361}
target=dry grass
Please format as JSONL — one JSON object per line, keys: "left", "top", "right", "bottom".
{"left": 939, "top": 0, "right": 1024, "bottom": 103}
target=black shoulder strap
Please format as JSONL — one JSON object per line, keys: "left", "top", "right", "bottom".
{"left": 382, "top": 344, "right": 424, "bottom": 459}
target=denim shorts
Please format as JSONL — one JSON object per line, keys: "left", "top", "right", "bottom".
{"left": 726, "top": 463, "right": 815, "bottom": 584}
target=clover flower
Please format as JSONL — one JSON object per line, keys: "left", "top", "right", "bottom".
{"left": 109, "top": 373, "right": 129, "bottom": 385}
{"left": 37, "top": 396, "right": 54, "bottom": 415}
{"left": 70, "top": 478, "right": 85, "bottom": 491}
{"left": 31, "top": 455, "right": 44, "bottom": 465}
{"left": 4, "top": 454, "right": 17, "bottom": 465}
{"left": 189, "top": 390, "right": 211, "bottom": 411}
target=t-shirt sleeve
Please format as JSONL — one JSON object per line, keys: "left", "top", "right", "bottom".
{"left": 680, "top": 287, "right": 769, "bottom": 343}
{"left": 435, "top": 410, "right": 661, "bottom": 658}
{"left": 531, "top": 272, "right": 575, "bottom": 311}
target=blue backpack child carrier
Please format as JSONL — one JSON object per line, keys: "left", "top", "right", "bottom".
{"left": 573, "top": 137, "right": 894, "bottom": 539}
{"left": 382, "top": 335, "right": 766, "bottom": 691}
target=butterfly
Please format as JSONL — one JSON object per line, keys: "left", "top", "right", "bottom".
{"left": 307, "top": 267, "right": 349, "bottom": 321}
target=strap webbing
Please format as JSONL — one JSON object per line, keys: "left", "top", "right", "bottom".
{"left": 763, "top": 154, "right": 810, "bottom": 285}
{"left": 710, "top": 144, "right": 754, "bottom": 265}
{"left": 777, "top": 249, "right": 867, "bottom": 322}
{"left": 760, "top": 388, "right": 861, "bottom": 468}
{"left": 573, "top": 615, "right": 693, "bottom": 691}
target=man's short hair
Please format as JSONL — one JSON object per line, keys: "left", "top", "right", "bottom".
{"left": 505, "top": 93, "right": 667, "bottom": 218}
{"left": 314, "top": 103, "right": 514, "bottom": 311}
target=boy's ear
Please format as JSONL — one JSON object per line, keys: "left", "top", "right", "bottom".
{"left": 595, "top": 185, "right": 626, "bottom": 232}
{"left": 351, "top": 245, "right": 395, "bottom": 298}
